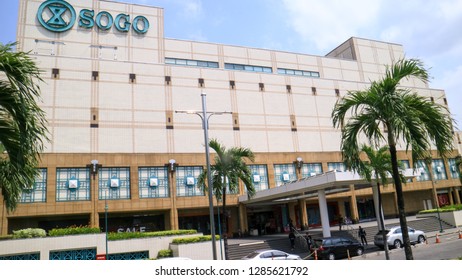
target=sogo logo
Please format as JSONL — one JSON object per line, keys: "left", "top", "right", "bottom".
{"left": 37, "top": 0, "right": 149, "bottom": 34}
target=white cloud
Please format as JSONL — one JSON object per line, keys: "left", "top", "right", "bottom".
{"left": 281, "top": 0, "right": 462, "bottom": 125}
{"left": 282, "top": 0, "right": 381, "bottom": 52}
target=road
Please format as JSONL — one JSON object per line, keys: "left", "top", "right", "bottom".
{"left": 354, "top": 234, "right": 462, "bottom": 260}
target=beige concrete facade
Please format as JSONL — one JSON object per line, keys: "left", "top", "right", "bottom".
{"left": 1, "top": 0, "right": 461, "bottom": 237}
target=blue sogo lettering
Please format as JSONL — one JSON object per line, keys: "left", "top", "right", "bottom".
{"left": 95, "top": 11, "right": 113, "bottom": 31}
{"left": 37, "top": 0, "right": 149, "bottom": 34}
{"left": 78, "top": 9, "right": 94, "bottom": 28}
{"left": 115, "top": 14, "right": 131, "bottom": 32}
{"left": 132, "top": 16, "right": 149, "bottom": 34}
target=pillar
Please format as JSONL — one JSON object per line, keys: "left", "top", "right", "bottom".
{"left": 298, "top": 199, "right": 308, "bottom": 230}
{"left": 169, "top": 171, "right": 178, "bottom": 230}
{"left": 238, "top": 203, "right": 248, "bottom": 233}
{"left": 448, "top": 188, "right": 454, "bottom": 205}
{"left": 288, "top": 202, "right": 297, "bottom": 228}
{"left": 454, "top": 187, "right": 461, "bottom": 204}
{"left": 318, "top": 189, "right": 331, "bottom": 238}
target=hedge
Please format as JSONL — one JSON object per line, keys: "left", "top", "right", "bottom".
{"left": 171, "top": 235, "right": 220, "bottom": 244}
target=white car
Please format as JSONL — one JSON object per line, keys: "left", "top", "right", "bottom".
{"left": 374, "top": 226, "right": 426, "bottom": 249}
{"left": 241, "top": 249, "right": 302, "bottom": 260}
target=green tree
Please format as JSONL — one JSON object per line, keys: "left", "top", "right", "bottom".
{"left": 352, "top": 145, "right": 396, "bottom": 260}
{"left": 0, "top": 42, "right": 48, "bottom": 212}
{"left": 332, "top": 58, "right": 455, "bottom": 260}
{"left": 198, "top": 139, "right": 255, "bottom": 260}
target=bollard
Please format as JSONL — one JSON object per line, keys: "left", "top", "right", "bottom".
{"left": 314, "top": 249, "right": 318, "bottom": 260}
{"left": 347, "top": 249, "right": 351, "bottom": 260}
{"left": 459, "top": 230, "right": 462, "bottom": 240}
{"left": 435, "top": 233, "right": 440, "bottom": 244}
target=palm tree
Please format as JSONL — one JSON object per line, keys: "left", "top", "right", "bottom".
{"left": 198, "top": 139, "right": 255, "bottom": 260}
{"left": 352, "top": 145, "right": 394, "bottom": 260}
{"left": 0, "top": 42, "right": 48, "bottom": 212}
{"left": 332, "top": 58, "right": 455, "bottom": 260}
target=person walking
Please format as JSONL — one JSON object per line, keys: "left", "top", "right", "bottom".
{"left": 305, "top": 233, "right": 313, "bottom": 250}
{"left": 358, "top": 226, "right": 367, "bottom": 246}
{"left": 289, "top": 231, "right": 296, "bottom": 250}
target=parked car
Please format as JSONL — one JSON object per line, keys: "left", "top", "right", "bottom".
{"left": 241, "top": 249, "right": 302, "bottom": 260}
{"left": 374, "top": 226, "right": 426, "bottom": 249}
{"left": 311, "top": 237, "right": 364, "bottom": 260}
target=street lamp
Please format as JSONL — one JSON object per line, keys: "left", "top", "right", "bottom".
{"left": 87, "top": 159, "right": 107, "bottom": 259}
{"left": 176, "top": 92, "right": 232, "bottom": 260}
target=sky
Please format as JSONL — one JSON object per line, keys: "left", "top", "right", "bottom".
{"left": 1, "top": 0, "right": 461, "bottom": 126}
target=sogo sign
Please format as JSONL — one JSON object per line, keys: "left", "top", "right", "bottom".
{"left": 37, "top": 0, "right": 149, "bottom": 34}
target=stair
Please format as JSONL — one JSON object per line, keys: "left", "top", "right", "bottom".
{"left": 227, "top": 216, "right": 456, "bottom": 259}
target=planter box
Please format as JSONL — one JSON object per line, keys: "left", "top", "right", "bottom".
{"left": 0, "top": 233, "right": 202, "bottom": 260}
{"left": 417, "top": 210, "right": 462, "bottom": 227}
{"left": 170, "top": 240, "right": 224, "bottom": 260}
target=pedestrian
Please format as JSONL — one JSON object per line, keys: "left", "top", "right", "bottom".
{"left": 288, "top": 219, "right": 294, "bottom": 232}
{"left": 358, "top": 226, "right": 367, "bottom": 246}
{"left": 305, "top": 233, "right": 313, "bottom": 250}
{"left": 289, "top": 231, "right": 296, "bottom": 250}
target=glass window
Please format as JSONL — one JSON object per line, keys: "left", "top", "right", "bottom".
{"left": 164, "top": 58, "right": 176, "bottom": 64}
{"left": 138, "top": 167, "right": 169, "bottom": 198}
{"left": 249, "top": 164, "right": 269, "bottom": 192}
{"left": 99, "top": 167, "right": 131, "bottom": 200}
{"left": 448, "top": 158, "right": 460, "bottom": 179}
{"left": 327, "top": 162, "right": 346, "bottom": 172}
{"left": 301, "top": 163, "right": 323, "bottom": 178}
{"left": 432, "top": 159, "right": 447, "bottom": 181}
{"left": 20, "top": 168, "right": 47, "bottom": 203}
{"left": 274, "top": 164, "right": 297, "bottom": 187}
{"left": 415, "top": 160, "right": 430, "bottom": 181}
{"left": 176, "top": 166, "right": 204, "bottom": 197}
{"left": 56, "top": 168, "right": 91, "bottom": 201}
{"left": 263, "top": 67, "right": 272, "bottom": 73}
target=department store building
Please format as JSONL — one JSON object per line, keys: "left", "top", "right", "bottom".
{"left": 2, "top": 0, "right": 461, "bottom": 236}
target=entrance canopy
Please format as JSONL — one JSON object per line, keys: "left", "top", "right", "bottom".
{"left": 238, "top": 169, "right": 416, "bottom": 238}
{"left": 238, "top": 169, "right": 416, "bottom": 205}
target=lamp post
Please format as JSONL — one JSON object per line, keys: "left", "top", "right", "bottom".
{"left": 176, "top": 92, "right": 232, "bottom": 260}
{"left": 87, "top": 159, "right": 106, "bottom": 259}
{"left": 104, "top": 194, "right": 108, "bottom": 259}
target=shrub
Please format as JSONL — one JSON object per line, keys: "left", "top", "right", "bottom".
{"left": 172, "top": 235, "right": 220, "bottom": 244}
{"left": 108, "top": 229, "right": 197, "bottom": 241}
{"left": 48, "top": 225, "right": 100, "bottom": 236}
{"left": 12, "top": 228, "right": 46, "bottom": 239}
{"left": 418, "top": 204, "right": 462, "bottom": 214}
{"left": 157, "top": 249, "right": 173, "bottom": 259}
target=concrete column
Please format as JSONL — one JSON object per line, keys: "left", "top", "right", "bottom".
{"left": 90, "top": 177, "right": 99, "bottom": 228}
{"left": 448, "top": 188, "right": 454, "bottom": 205}
{"left": 288, "top": 202, "right": 297, "bottom": 228}
{"left": 169, "top": 172, "right": 178, "bottom": 230}
{"left": 298, "top": 199, "right": 308, "bottom": 230}
{"left": 238, "top": 203, "right": 248, "bottom": 232}
{"left": 0, "top": 204, "right": 7, "bottom": 235}
{"left": 318, "top": 189, "right": 331, "bottom": 238}
{"left": 454, "top": 187, "right": 461, "bottom": 204}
